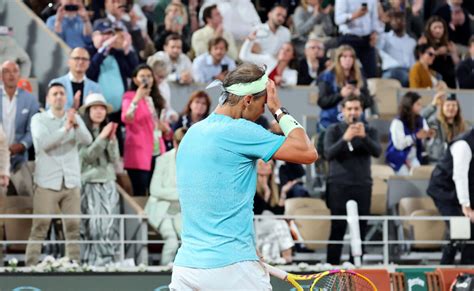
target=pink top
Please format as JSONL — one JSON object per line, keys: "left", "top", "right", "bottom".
{"left": 121, "top": 91, "right": 155, "bottom": 171}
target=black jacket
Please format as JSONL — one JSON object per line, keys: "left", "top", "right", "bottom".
{"left": 456, "top": 58, "right": 474, "bottom": 89}
{"left": 324, "top": 121, "right": 381, "bottom": 185}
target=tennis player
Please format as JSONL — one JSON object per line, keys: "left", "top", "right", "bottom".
{"left": 169, "top": 63, "right": 318, "bottom": 290}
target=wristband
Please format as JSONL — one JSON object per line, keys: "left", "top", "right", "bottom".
{"left": 279, "top": 114, "right": 304, "bottom": 136}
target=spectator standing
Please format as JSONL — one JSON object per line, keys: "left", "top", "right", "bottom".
{"left": 0, "top": 61, "right": 40, "bottom": 197}
{"left": 50, "top": 48, "right": 101, "bottom": 109}
{"left": 456, "top": 36, "right": 474, "bottom": 89}
{"left": 86, "top": 22, "right": 139, "bottom": 152}
{"left": 46, "top": 0, "right": 93, "bottom": 48}
{"left": 427, "top": 127, "right": 474, "bottom": 265}
{"left": 154, "top": 2, "right": 190, "bottom": 53}
{"left": 246, "top": 4, "right": 291, "bottom": 58}
{"left": 292, "top": 0, "right": 335, "bottom": 57}
{"left": 386, "top": 92, "right": 432, "bottom": 175}
{"left": 147, "top": 34, "right": 193, "bottom": 85}
{"left": 172, "top": 90, "right": 211, "bottom": 131}
{"left": 121, "top": 64, "right": 171, "bottom": 196}
{"left": 335, "top": 0, "right": 383, "bottom": 78}
{"left": 145, "top": 127, "right": 187, "bottom": 266}
{"left": 422, "top": 92, "right": 467, "bottom": 163}
{"left": 377, "top": 11, "right": 417, "bottom": 87}
{"left": 25, "top": 83, "right": 92, "bottom": 266}
{"left": 191, "top": 4, "right": 238, "bottom": 60}
{"left": 324, "top": 95, "right": 381, "bottom": 265}
{"left": 78, "top": 93, "right": 120, "bottom": 266}
{"left": 94, "top": 0, "right": 145, "bottom": 53}
{"left": 192, "top": 37, "right": 236, "bottom": 84}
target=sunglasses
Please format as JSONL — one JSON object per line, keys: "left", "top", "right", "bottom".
{"left": 426, "top": 51, "right": 435, "bottom": 57}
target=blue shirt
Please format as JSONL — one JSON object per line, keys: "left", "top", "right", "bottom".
{"left": 98, "top": 56, "right": 125, "bottom": 112}
{"left": 192, "top": 53, "right": 236, "bottom": 83}
{"left": 46, "top": 15, "right": 91, "bottom": 48}
{"left": 174, "top": 113, "right": 285, "bottom": 268}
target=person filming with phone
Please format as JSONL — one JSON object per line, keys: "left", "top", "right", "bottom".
{"left": 335, "top": 0, "right": 383, "bottom": 78}
{"left": 323, "top": 94, "right": 381, "bottom": 265}
{"left": 46, "top": 0, "right": 93, "bottom": 48}
{"left": 192, "top": 37, "right": 236, "bottom": 83}
{"left": 121, "top": 64, "right": 171, "bottom": 196}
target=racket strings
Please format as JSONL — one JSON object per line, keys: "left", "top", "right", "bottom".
{"left": 312, "top": 273, "right": 375, "bottom": 291}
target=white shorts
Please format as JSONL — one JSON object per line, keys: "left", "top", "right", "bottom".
{"left": 169, "top": 261, "right": 272, "bottom": 291}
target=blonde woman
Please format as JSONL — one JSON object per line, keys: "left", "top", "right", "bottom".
{"left": 317, "top": 45, "right": 373, "bottom": 130}
{"left": 422, "top": 92, "right": 467, "bottom": 163}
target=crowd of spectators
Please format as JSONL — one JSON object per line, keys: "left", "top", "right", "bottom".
{"left": 0, "top": 0, "right": 473, "bottom": 266}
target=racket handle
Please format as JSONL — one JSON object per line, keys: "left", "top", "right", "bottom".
{"left": 263, "top": 262, "right": 288, "bottom": 281}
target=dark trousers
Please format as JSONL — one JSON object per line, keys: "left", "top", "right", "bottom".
{"left": 108, "top": 111, "right": 124, "bottom": 156}
{"left": 435, "top": 199, "right": 474, "bottom": 265}
{"left": 326, "top": 183, "right": 371, "bottom": 265}
{"left": 126, "top": 156, "right": 157, "bottom": 196}
{"left": 339, "top": 34, "right": 378, "bottom": 78}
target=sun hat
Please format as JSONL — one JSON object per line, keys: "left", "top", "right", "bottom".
{"left": 79, "top": 93, "right": 113, "bottom": 114}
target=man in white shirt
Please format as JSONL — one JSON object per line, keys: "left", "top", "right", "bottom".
{"left": 428, "top": 128, "right": 474, "bottom": 265}
{"left": 147, "top": 33, "right": 193, "bottom": 85}
{"left": 25, "top": 83, "right": 92, "bottom": 266}
{"left": 192, "top": 37, "right": 236, "bottom": 83}
{"left": 377, "top": 11, "right": 417, "bottom": 87}
{"left": 246, "top": 4, "right": 290, "bottom": 58}
{"left": 191, "top": 4, "right": 238, "bottom": 60}
{"left": 335, "top": 0, "right": 383, "bottom": 78}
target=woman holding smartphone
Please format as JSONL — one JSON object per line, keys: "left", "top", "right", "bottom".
{"left": 122, "top": 64, "right": 171, "bottom": 196}
{"left": 79, "top": 93, "right": 120, "bottom": 265}
{"left": 316, "top": 45, "right": 373, "bottom": 154}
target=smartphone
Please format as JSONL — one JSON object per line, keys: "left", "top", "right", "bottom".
{"left": 447, "top": 93, "right": 457, "bottom": 101}
{"left": 119, "top": 4, "right": 131, "bottom": 13}
{"left": 0, "top": 26, "right": 12, "bottom": 36}
{"left": 348, "top": 79, "right": 358, "bottom": 86}
{"left": 221, "top": 64, "right": 229, "bottom": 72}
{"left": 64, "top": 4, "right": 79, "bottom": 11}
{"left": 361, "top": 2, "right": 368, "bottom": 8}
{"left": 351, "top": 116, "right": 359, "bottom": 124}
{"left": 142, "top": 78, "right": 149, "bottom": 89}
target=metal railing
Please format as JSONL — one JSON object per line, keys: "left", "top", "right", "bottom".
{"left": 0, "top": 213, "right": 472, "bottom": 267}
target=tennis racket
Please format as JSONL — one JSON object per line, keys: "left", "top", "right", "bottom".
{"left": 264, "top": 263, "right": 377, "bottom": 291}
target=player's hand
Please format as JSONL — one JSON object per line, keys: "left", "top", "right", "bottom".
{"left": 265, "top": 80, "right": 281, "bottom": 115}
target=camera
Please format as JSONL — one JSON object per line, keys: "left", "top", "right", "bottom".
{"left": 64, "top": 4, "right": 79, "bottom": 11}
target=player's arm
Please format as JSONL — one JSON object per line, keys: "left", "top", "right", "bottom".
{"left": 266, "top": 81, "right": 318, "bottom": 164}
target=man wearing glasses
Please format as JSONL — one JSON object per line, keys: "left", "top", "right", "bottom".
{"left": 49, "top": 47, "right": 101, "bottom": 109}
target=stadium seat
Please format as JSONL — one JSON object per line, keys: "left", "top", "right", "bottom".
{"left": 425, "top": 271, "right": 442, "bottom": 291}
{"left": 367, "top": 78, "right": 401, "bottom": 120}
{"left": 398, "top": 197, "right": 445, "bottom": 250}
{"left": 370, "top": 164, "right": 395, "bottom": 181}
{"left": 371, "top": 177, "right": 387, "bottom": 215}
{"left": 356, "top": 269, "right": 391, "bottom": 291}
{"left": 435, "top": 268, "right": 474, "bottom": 291}
{"left": 284, "top": 198, "right": 330, "bottom": 250}
{"left": 411, "top": 165, "right": 435, "bottom": 179}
